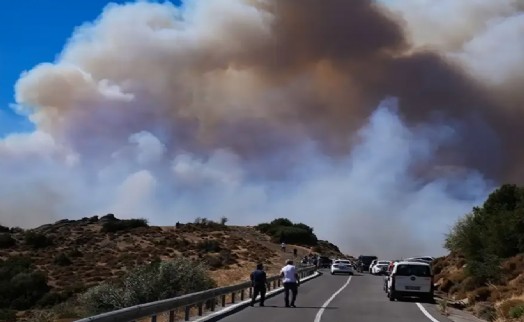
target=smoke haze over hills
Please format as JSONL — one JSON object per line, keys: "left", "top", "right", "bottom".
{"left": 2, "top": 0, "right": 523, "bottom": 258}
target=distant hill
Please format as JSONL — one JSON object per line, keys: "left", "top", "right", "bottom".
{"left": 0, "top": 215, "right": 344, "bottom": 321}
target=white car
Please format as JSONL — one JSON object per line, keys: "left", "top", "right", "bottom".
{"left": 404, "top": 256, "right": 434, "bottom": 263}
{"left": 371, "top": 260, "right": 390, "bottom": 275}
{"left": 386, "top": 261, "right": 434, "bottom": 302}
{"left": 368, "top": 259, "right": 378, "bottom": 273}
{"left": 331, "top": 259, "right": 354, "bottom": 275}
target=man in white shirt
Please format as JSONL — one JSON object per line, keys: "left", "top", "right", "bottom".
{"left": 280, "top": 259, "right": 300, "bottom": 307}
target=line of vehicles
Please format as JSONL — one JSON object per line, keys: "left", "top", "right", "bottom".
{"left": 322, "top": 255, "right": 436, "bottom": 302}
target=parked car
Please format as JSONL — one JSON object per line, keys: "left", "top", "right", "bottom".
{"left": 331, "top": 259, "right": 354, "bottom": 275}
{"left": 357, "top": 255, "right": 377, "bottom": 272}
{"left": 368, "top": 259, "right": 378, "bottom": 273}
{"left": 386, "top": 261, "right": 434, "bottom": 302}
{"left": 318, "top": 256, "right": 333, "bottom": 268}
{"left": 404, "top": 256, "right": 434, "bottom": 264}
{"left": 371, "top": 260, "right": 390, "bottom": 275}
{"left": 383, "top": 260, "right": 400, "bottom": 292}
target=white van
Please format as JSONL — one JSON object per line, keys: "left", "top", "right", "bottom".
{"left": 386, "top": 261, "right": 434, "bottom": 302}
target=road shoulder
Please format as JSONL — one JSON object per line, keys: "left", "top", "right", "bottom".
{"left": 419, "top": 301, "right": 487, "bottom": 322}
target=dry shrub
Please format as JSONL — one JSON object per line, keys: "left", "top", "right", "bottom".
{"left": 468, "top": 287, "right": 492, "bottom": 305}
{"left": 455, "top": 257, "right": 466, "bottom": 269}
{"left": 472, "top": 302, "right": 497, "bottom": 322}
{"left": 448, "top": 270, "right": 467, "bottom": 283}
{"left": 501, "top": 255, "right": 524, "bottom": 282}
{"left": 490, "top": 285, "right": 513, "bottom": 302}
{"left": 497, "top": 298, "right": 524, "bottom": 320}
{"left": 437, "top": 278, "right": 455, "bottom": 293}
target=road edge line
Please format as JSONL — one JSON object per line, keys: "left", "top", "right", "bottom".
{"left": 416, "top": 302, "right": 441, "bottom": 322}
{"left": 313, "top": 275, "right": 352, "bottom": 322}
{"left": 192, "top": 270, "right": 322, "bottom": 322}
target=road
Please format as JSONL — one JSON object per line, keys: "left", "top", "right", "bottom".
{"left": 215, "top": 270, "right": 452, "bottom": 322}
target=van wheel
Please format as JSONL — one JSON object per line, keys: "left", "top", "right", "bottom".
{"left": 424, "top": 293, "right": 435, "bottom": 304}
{"left": 389, "top": 290, "right": 396, "bottom": 301}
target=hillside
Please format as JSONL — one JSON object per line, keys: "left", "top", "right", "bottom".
{"left": 433, "top": 253, "right": 524, "bottom": 322}
{"left": 433, "top": 184, "right": 524, "bottom": 322}
{"left": 0, "top": 215, "right": 343, "bottom": 321}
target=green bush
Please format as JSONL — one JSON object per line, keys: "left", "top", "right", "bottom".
{"left": 37, "top": 292, "right": 68, "bottom": 307}
{"left": 0, "top": 309, "right": 16, "bottom": 321}
{"left": 0, "top": 257, "right": 50, "bottom": 310}
{"left": 80, "top": 257, "right": 216, "bottom": 315}
{"left": 272, "top": 226, "right": 317, "bottom": 245}
{"left": 509, "top": 304, "right": 524, "bottom": 319}
{"left": 101, "top": 218, "right": 148, "bottom": 233}
{"left": 24, "top": 231, "right": 53, "bottom": 249}
{"left": 445, "top": 184, "right": 524, "bottom": 283}
{"left": 196, "top": 240, "right": 221, "bottom": 253}
{"left": 54, "top": 253, "right": 73, "bottom": 266}
{"left": 68, "top": 249, "right": 83, "bottom": 258}
{"left": 499, "top": 299, "right": 524, "bottom": 319}
{"left": 6, "top": 271, "right": 50, "bottom": 310}
{"left": 256, "top": 218, "right": 318, "bottom": 246}
{"left": 0, "top": 225, "right": 10, "bottom": 233}
{"left": 0, "top": 234, "right": 16, "bottom": 248}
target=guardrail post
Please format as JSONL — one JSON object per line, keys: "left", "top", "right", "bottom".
{"left": 210, "top": 298, "right": 216, "bottom": 311}
{"left": 232, "top": 292, "right": 236, "bottom": 304}
{"left": 169, "top": 310, "right": 175, "bottom": 322}
{"left": 184, "top": 306, "right": 190, "bottom": 321}
{"left": 198, "top": 302, "right": 203, "bottom": 316}
{"left": 151, "top": 315, "right": 157, "bottom": 322}
{"left": 240, "top": 289, "right": 245, "bottom": 301}
{"left": 249, "top": 287, "right": 253, "bottom": 297}
{"left": 222, "top": 294, "right": 226, "bottom": 307}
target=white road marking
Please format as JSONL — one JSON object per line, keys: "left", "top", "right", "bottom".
{"left": 314, "top": 275, "right": 352, "bottom": 322}
{"left": 416, "top": 302, "right": 441, "bottom": 322}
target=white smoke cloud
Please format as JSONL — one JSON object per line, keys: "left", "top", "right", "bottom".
{"left": 1, "top": 0, "right": 512, "bottom": 258}
{"left": 383, "top": 0, "right": 524, "bottom": 88}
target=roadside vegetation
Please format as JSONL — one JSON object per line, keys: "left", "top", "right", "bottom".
{"left": 79, "top": 257, "right": 216, "bottom": 316}
{"left": 437, "top": 184, "right": 524, "bottom": 321}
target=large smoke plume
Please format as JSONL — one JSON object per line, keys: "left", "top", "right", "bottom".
{"left": 2, "top": 0, "right": 523, "bottom": 258}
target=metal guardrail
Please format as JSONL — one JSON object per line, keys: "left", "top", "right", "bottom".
{"left": 75, "top": 265, "right": 317, "bottom": 322}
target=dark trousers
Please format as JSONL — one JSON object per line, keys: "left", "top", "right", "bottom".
{"left": 283, "top": 282, "right": 298, "bottom": 306}
{"left": 251, "top": 285, "right": 266, "bottom": 305}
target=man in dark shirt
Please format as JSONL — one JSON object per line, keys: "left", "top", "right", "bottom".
{"left": 250, "top": 263, "right": 269, "bottom": 307}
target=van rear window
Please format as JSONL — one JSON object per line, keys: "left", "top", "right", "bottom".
{"left": 396, "top": 264, "right": 431, "bottom": 276}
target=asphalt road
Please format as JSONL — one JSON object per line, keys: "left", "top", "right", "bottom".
{"left": 215, "top": 270, "right": 453, "bottom": 322}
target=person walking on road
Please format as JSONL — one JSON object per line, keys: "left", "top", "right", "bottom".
{"left": 250, "top": 263, "right": 269, "bottom": 307}
{"left": 280, "top": 259, "right": 300, "bottom": 307}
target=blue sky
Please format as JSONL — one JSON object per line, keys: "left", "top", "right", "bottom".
{"left": 0, "top": 0, "right": 181, "bottom": 137}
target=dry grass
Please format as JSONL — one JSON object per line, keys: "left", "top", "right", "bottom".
{"left": 436, "top": 254, "right": 524, "bottom": 322}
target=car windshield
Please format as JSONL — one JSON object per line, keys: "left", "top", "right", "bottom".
{"left": 335, "top": 260, "right": 350, "bottom": 264}
{"left": 395, "top": 264, "right": 431, "bottom": 277}
{"left": 378, "top": 261, "right": 389, "bottom": 265}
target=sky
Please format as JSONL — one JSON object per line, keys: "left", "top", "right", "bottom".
{"left": 0, "top": 0, "right": 180, "bottom": 136}
{"left": 1, "top": 0, "right": 522, "bottom": 258}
